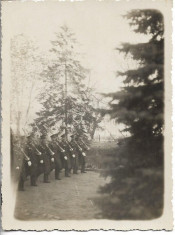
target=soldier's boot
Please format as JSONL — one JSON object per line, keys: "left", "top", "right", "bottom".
{"left": 81, "top": 165, "right": 83, "bottom": 173}
{"left": 73, "top": 166, "right": 78, "bottom": 174}
{"left": 65, "top": 168, "right": 70, "bottom": 177}
{"left": 18, "top": 177, "right": 25, "bottom": 191}
{"left": 44, "top": 173, "right": 50, "bottom": 183}
{"left": 31, "top": 175, "right": 37, "bottom": 186}
{"left": 81, "top": 164, "right": 87, "bottom": 173}
{"left": 55, "top": 169, "right": 61, "bottom": 180}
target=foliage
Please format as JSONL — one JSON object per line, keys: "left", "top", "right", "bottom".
{"left": 97, "top": 9, "right": 164, "bottom": 220}
{"left": 105, "top": 9, "right": 164, "bottom": 167}
{"left": 11, "top": 34, "right": 43, "bottom": 135}
{"left": 33, "top": 26, "right": 102, "bottom": 138}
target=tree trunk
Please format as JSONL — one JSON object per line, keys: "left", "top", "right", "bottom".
{"left": 90, "top": 122, "right": 97, "bottom": 139}
{"left": 24, "top": 82, "right": 35, "bottom": 126}
{"left": 16, "top": 111, "right": 21, "bottom": 137}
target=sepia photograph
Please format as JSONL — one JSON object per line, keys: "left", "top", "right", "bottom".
{"left": 1, "top": 0, "right": 173, "bottom": 231}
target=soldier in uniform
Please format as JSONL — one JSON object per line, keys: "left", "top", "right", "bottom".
{"left": 79, "top": 136, "right": 90, "bottom": 173}
{"left": 25, "top": 133, "right": 39, "bottom": 186}
{"left": 59, "top": 134, "right": 71, "bottom": 177}
{"left": 37, "top": 132, "right": 51, "bottom": 183}
{"left": 69, "top": 134, "right": 79, "bottom": 174}
{"left": 17, "top": 138, "right": 32, "bottom": 191}
{"left": 46, "top": 138, "right": 55, "bottom": 173}
{"left": 49, "top": 133, "right": 62, "bottom": 180}
{"left": 11, "top": 135, "right": 25, "bottom": 191}
{"left": 17, "top": 159, "right": 30, "bottom": 191}
{"left": 35, "top": 136, "right": 45, "bottom": 178}
{"left": 75, "top": 135, "right": 87, "bottom": 173}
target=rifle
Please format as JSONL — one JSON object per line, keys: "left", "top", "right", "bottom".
{"left": 74, "top": 140, "right": 82, "bottom": 151}
{"left": 46, "top": 144, "right": 55, "bottom": 156}
{"left": 55, "top": 141, "right": 65, "bottom": 153}
{"left": 19, "top": 146, "right": 30, "bottom": 161}
{"left": 79, "top": 138, "right": 90, "bottom": 150}
{"left": 19, "top": 146, "right": 32, "bottom": 165}
{"left": 31, "top": 142, "right": 42, "bottom": 156}
{"left": 65, "top": 140, "right": 74, "bottom": 152}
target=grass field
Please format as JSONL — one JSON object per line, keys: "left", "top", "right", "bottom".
{"left": 86, "top": 140, "right": 118, "bottom": 169}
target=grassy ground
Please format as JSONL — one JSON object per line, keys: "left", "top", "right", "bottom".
{"left": 86, "top": 140, "right": 118, "bottom": 169}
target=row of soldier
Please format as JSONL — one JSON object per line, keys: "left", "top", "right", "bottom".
{"left": 16, "top": 131, "right": 90, "bottom": 191}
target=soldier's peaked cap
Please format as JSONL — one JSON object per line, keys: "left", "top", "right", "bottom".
{"left": 50, "top": 133, "right": 58, "bottom": 138}
{"left": 27, "top": 132, "right": 34, "bottom": 138}
{"left": 57, "top": 130, "right": 65, "bottom": 137}
{"left": 75, "top": 135, "right": 80, "bottom": 140}
{"left": 40, "top": 132, "right": 47, "bottom": 137}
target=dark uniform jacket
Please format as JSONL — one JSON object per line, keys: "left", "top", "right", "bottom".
{"left": 59, "top": 140, "right": 71, "bottom": 169}
{"left": 49, "top": 141, "right": 62, "bottom": 170}
{"left": 37, "top": 140, "right": 51, "bottom": 174}
{"left": 69, "top": 140, "right": 79, "bottom": 169}
{"left": 13, "top": 144, "right": 28, "bottom": 182}
{"left": 74, "top": 140, "right": 86, "bottom": 165}
{"left": 25, "top": 141, "right": 39, "bottom": 176}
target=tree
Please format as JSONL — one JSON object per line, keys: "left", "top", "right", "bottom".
{"left": 11, "top": 34, "right": 42, "bottom": 136}
{"left": 33, "top": 26, "right": 102, "bottom": 139}
{"left": 96, "top": 10, "right": 164, "bottom": 220}
{"left": 105, "top": 9, "right": 164, "bottom": 166}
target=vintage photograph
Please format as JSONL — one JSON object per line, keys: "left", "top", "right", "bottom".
{"left": 1, "top": 0, "right": 173, "bottom": 231}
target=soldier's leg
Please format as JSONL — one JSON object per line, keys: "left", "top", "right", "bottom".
{"left": 75, "top": 158, "right": 79, "bottom": 174}
{"left": 68, "top": 164, "right": 72, "bottom": 176}
{"left": 65, "top": 168, "right": 69, "bottom": 177}
{"left": 73, "top": 159, "right": 78, "bottom": 174}
{"left": 18, "top": 175, "right": 25, "bottom": 191}
{"left": 78, "top": 156, "right": 81, "bottom": 172}
{"left": 80, "top": 157, "right": 83, "bottom": 173}
{"left": 65, "top": 162, "right": 70, "bottom": 177}
{"left": 31, "top": 174, "right": 37, "bottom": 186}
{"left": 30, "top": 175, "right": 35, "bottom": 186}
{"left": 31, "top": 165, "right": 38, "bottom": 186}
{"left": 43, "top": 173, "right": 47, "bottom": 182}
{"left": 43, "top": 160, "right": 50, "bottom": 183}
{"left": 73, "top": 166, "right": 76, "bottom": 174}
{"left": 81, "top": 158, "right": 86, "bottom": 173}
{"left": 43, "top": 173, "right": 50, "bottom": 183}
{"left": 73, "top": 167, "right": 78, "bottom": 174}
{"left": 55, "top": 165, "right": 61, "bottom": 180}
{"left": 68, "top": 158, "right": 72, "bottom": 174}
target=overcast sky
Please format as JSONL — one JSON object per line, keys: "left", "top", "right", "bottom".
{"left": 5, "top": 0, "right": 163, "bottom": 93}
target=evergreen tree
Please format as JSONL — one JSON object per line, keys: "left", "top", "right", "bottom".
{"left": 96, "top": 9, "right": 164, "bottom": 220}
{"left": 33, "top": 26, "right": 102, "bottom": 138}
{"left": 106, "top": 9, "right": 164, "bottom": 167}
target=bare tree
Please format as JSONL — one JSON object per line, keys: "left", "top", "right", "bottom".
{"left": 11, "top": 34, "right": 43, "bottom": 135}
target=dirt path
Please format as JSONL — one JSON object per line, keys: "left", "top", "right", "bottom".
{"left": 14, "top": 170, "right": 107, "bottom": 220}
